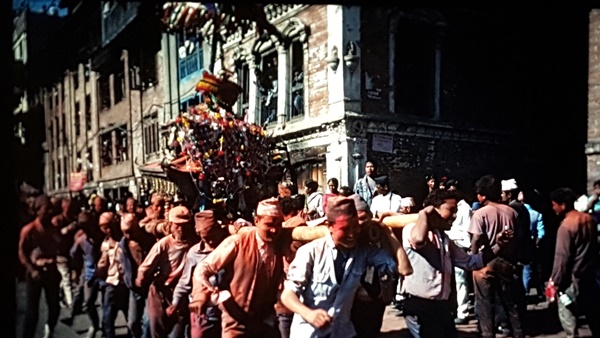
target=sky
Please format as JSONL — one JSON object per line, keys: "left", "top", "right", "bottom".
{"left": 12, "top": 0, "right": 67, "bottom": 16}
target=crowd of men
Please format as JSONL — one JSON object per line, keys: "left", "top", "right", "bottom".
{"left": 17, "top": 161, "right": 600, "bottom": 338}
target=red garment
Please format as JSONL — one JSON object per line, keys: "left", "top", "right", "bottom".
{"left": 322, "top": 193, "right": 338, "bottom": 216}
{"left": 283, "top": 215, "right": 307, "bottom": 228}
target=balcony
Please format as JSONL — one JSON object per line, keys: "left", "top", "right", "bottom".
{"left": 101, "top": 1, "right": 139, "bottom": 47}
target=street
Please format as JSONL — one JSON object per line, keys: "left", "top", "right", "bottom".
{"left": 15, "top": 279, "right": 592, "bottom": 338}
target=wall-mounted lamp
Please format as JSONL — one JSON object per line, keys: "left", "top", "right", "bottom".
{"left": 327, "top": 46, "right": 340, "bottom": 73}
{"left": 344, "top": 41, "right": 360, "bottom": 74}
{"left": 351, "top": 152, "right": 363, "bottom": 160}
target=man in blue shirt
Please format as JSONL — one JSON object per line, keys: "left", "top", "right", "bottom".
{"left": 353, "top": 161, "right": 378, "bottom": 206}
{"left": 280, "top": 196, "right": 398, "bottom": 338}
{"left": 68, "top": 210, "right": 104, "bottom": 338}
{"left": 517, "top": 190, "right": 546, "bottom": 298}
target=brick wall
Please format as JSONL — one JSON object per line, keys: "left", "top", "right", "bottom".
{"left": 298, "top": 5, "right": 328, "bottom": 118}
{"left": 587, "top": 9, "right": 600, "bottom": 192}
{"left": 589, "top": 10, "right": 600, "bottom": 141}
{"left": 365, "top": 131, "right": 524, "bottom": 206}
{"left": 222, "top": 5, "right": 328, "bottom": 121}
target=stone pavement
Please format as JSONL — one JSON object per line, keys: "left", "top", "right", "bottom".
{"left": 15, "top": 280, "right": 129, "bottom": 338}
{"left": 379, "top": 297, "right": 593, "bottom": 338}
{"left": 16, "top": 279, "right": 592, "bottom": 338}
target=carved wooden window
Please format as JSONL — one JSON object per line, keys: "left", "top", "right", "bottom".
{"left": 85, "top": 95, "right": 92, "bottom": 131}
{"left": 114, "top": 126, "right": 128, "bottom": 163}
{"left": 236, "top": 62, "right": 250, "bottom": 119}
{"left": 62, "top": 157, "right": 68, "bottom": 188}
{"left": 180, "top": 96, "right": 199, "bottom": 113}
{"left": 282, "top": 18, "right": 309, "bottom": 122}
{"left": 52, "top": 160, "right": 60, "bottom": 189}
{"left": 49, "top": 121, "right": 54, "bottom": 149}
{"left": 57, "top": 158, "right": 62, "bottom": 189}
{"left": 100, "top": 132, "right": 113, "bottom": 167}
{"left": 76, "top": 151, "right": 83, "bottom": 172}
{"left": 73, "top": 71, "right": 79, "bottom": 90}
{"left": 84, "top": 64, "right": 90, "bottom": 82}
{"left": 144, "top": 113, "right": 160, "bottom": 156}
{"left": 86, "top": 147, "right": 94, "bottom": 182}
{"left": 98, "top": 75, "right": 111, "bottom": 111}
{"left": 393, "top": 18, "right": 436, "bottom": 118}
{"left": 257, "top": 50, "right": 278, "bottom": 126}
{"left": 54, "top": 116, "right": 59, "bottom": 147}
{"left": 178, "top": 35, "right": 203, "bottom": 81}
{"left": 114, "top": 68, "right": 125, "bottom": 104}
{"left": 75, "top": 101, "right": 81, "bottom": 136}
{"left": 61, "top": 112, "right": 66, "bottom": 145}
{"left": 289, "top": 40, "right": 304, "bottom": 119}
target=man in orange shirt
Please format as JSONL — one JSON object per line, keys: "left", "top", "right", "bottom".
{"left": 191, "top": 198, "right": 285, "bottom": 338}
{"left": 136, "top": 205, "right": 199, "bottom": 338}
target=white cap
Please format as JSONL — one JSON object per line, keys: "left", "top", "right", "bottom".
{"left": 400, "top": 197, "right": 416, "bottom": 208}
{"left": 501, "top": 178, "right": 518, "bottom": 191}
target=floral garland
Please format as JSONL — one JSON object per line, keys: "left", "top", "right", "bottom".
{"left": 165, "top": 72, "right": 281, "bottom": 211}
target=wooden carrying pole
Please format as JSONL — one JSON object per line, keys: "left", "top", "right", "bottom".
{"left": 287, "top": 213, "right": 419, "bottom": 242}
{"left": 379, "top": 213, "right": 419, "bottom": 228}
{"left": 237, "top": 213, "right": 419, "bottom": 242}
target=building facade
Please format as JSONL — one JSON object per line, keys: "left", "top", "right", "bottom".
{"left": 13, "top": 9, "right": 67, "bottom": 193}
{"left": 35, "top": 4, "right": 590, "bottom": 204}
{"left": 588, "top": 9, "right": 600, "bottom": 192}
{"left": 210, "top": 5, "right": 544, "bottom": 204}
{"left": 43, "top": 0, "right": 166, "bottom": 203}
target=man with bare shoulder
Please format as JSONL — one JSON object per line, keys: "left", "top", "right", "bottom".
{"left": 18, "top": 195, "right": 61, "bottom": 338}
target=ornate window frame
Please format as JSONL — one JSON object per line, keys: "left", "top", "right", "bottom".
{"left": 282, "top": 18, "right": 310, "bottom": 122}
{"left": 232, "top": 47, "right": 251, "bottom": 119}
{"left": 388, "top": 9, "right": 445, "bottom": 121}
{"left": 252, "top": 36, "right": 279, "bottom": 126}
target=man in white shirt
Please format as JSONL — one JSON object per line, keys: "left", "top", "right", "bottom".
{"left": 370, "top": 176, "right": 402, "bottom": 218}
{"left": 403, "top": 189, "right": 511, "bottom": 337}
{"left": 96, "top": 212, "right": 129, "bottom": 338}
{"left": 443, "top": 179, "right": 473, "bottom": 324}
{"left": 304, "top": 179, "right": 324, "bottom": 220}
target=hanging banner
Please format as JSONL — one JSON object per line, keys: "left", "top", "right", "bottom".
{"left": 69, "top": 171, "right": 87, "bottom": 192}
